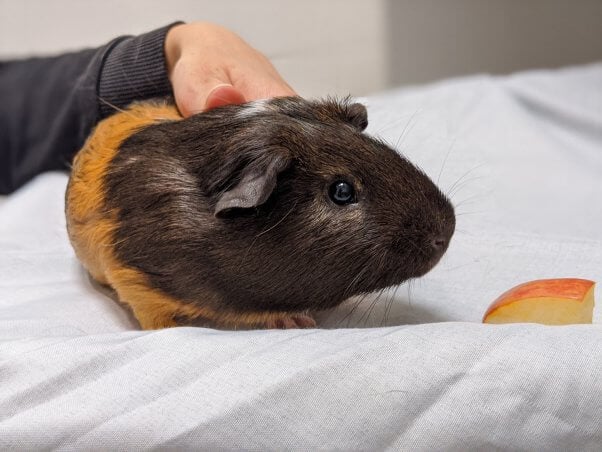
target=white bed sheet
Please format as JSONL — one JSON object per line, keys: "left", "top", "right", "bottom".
{"left": 1, "top": 63, "right": 601, "bottom": 450}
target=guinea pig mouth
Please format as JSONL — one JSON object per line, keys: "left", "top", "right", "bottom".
{"left": 412, "top": 252, "right": 446, "bottom": 278}
{"left": 391, "top": 229, "right": 454, "bottom": 280}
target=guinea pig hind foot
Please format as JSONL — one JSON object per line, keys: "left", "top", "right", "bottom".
{"left": 263, "top": 313, "right": 317, "bottom": 330}
{"left": 179, "top": 311, "right": 317, "bottom": 330}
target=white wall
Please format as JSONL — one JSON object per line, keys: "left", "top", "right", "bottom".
{"left": 1, "top": 0, "right": 601, "bottom": 97}
{"left": 386, "top": 0, "right": 602, "bottom": 86}
{"left": 0, "top": 0, "right": 388, "bottom": 98}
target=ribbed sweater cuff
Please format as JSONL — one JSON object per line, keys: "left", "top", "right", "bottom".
{"left": 98, "top": 22, "right": 182, "bottom": 118}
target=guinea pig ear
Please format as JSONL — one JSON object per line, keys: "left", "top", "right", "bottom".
{"left": 214, "top": 152, "right": 291, "bottom": 218}
{"left": 345, "top": 103, "right": 368, "bottom": 132}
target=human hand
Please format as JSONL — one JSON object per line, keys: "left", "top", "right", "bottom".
{"left": 164, "top": 22, "right": 296, "bottom": 117}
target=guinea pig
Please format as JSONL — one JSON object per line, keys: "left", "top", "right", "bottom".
{"left": 65, "top": 97, "right": 455, "bottom": 330}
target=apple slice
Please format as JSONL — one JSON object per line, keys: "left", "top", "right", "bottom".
{"left": 483, "top": 278, "right": 595, "bottom": 325}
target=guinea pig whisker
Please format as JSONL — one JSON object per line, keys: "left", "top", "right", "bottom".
{"left": 454, "top": 210, "right": 486, "bottom": 217}
{"left": 357, "top": 289, "right": 379, "bottom": 325}
{"left": 237, "top": 237, "right": 260, "bottom": 273}
{"left": 392, "top": 283, "right": 402, "bottom": 317}
{"left": 436, "top": 137, "right": 457, "bottom": 186}
{"left": 394, "top": 110, "right": 421, "bottom": 151}
{"left": 448, "top": 175, "right": 486, "bottom": 201}
{"left": 445, "top": 164, "right": 485, "bottom": 199}
{"left": 256, "top": 202, "right": 297, "bottom": 239}
{"left": 382, "top": 284, "right": 401, "bottom": 327}
{"left": 407, "top": 279, "right": 415, "bottom": 309}
{"left": 381, "top": 293, "right": 393, "bottom": 327}
{"left": 359, "top": 296, "right": 378, "bottom": 327}
{"left": 381, "top": 289, "right": 391, "bottom": 327}
{"left": 357, "top": 251, "right": 392, "bottom": 327}
{"left": 373, "top": 108, "right": 421, "bottom": 136}
{"left": 372, "top": 116, "right": 406, "bottom": 135}
{"left": 337, "top": 278, "right": 369, "bottom": 326}
{"left": 377, "top": 287, "right": 391, "bottom": 323}
{"left": 341, "top": 255, "right": 373, "bottom": 299}
{"left": 97, "top": 97, "right": 138, "bottom": 119}
{"left": 360, "top": 287, "right": 385, "bottom": 327}
{"left": 453, "top": 192, "right": 484, "bottom": 210}
{"left": 337, "top": 281, "right": 374, "bottom": 328}
{"left": 343, "top": 291, "right": 373, "bottom": 327}
{"left": 336, "top": 299, "right": 359, "bottom": 328}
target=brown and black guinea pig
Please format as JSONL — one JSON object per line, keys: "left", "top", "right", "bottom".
{"left": 65, "top": 97, "right": 455, "bottom": 330}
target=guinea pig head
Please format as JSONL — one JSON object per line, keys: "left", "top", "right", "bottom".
{"left": 107, "top": 97, "right": 455, "bottom": 318}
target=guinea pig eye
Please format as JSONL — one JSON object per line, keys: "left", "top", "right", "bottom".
{"left": 328, "top": 181, "right": 356, "bottom": 205}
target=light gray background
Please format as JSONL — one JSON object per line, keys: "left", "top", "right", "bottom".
{"left": 1, "top": 0, "right": 601, "bottom": 97}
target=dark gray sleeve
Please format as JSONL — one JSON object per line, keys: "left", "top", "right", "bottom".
{"left": 0, "top": 23, "right": 181, "bottom": 195}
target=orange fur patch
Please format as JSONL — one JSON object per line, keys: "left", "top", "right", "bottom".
{"left": 66, "top": 102, "right": 182, "bottom": 285}
{"left": 66, "top": 102, "right": 310, "bottom": 330}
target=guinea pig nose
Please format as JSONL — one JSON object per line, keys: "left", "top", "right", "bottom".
{"left": 431, "top": 235, "right": 449, "bottom": 252}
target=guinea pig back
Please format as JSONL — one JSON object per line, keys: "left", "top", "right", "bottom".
{"left": 65, "top": 97, "right": 455, "bottom": 330}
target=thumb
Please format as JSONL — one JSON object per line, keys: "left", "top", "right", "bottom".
{"left": 173, "top": 66, "right": 246, "bottom": 117}
{"left": 176, "top": 82, "right": 246, "bottom": 116}
{"left": 204, "top": 84, "right": 246, "bottom": 110}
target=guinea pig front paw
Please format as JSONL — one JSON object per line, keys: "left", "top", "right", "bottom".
{"left": 265, "top": 313, "right": 317, "bottom": 330}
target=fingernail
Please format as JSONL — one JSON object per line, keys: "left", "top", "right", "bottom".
{"left": 205, "top": 84, "right": 246, "bottom": 110}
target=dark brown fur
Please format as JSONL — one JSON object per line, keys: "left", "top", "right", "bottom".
{"left": 67, "top": 97, "right": 455, "bottom": 329}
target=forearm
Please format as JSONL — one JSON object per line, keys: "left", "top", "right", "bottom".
{"left": 0, "top": 23, "right": 178, "bottom": 194}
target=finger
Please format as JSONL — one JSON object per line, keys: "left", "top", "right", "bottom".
{"left": 204, "top": 84, "right": 246, "bottom": 110}
{"left": 172, "top": 61, "right": 235, "bottom": 116}
{"left": 173, "top": 59, "right": 297, "bottom": 116}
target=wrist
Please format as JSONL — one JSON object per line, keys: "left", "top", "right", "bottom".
{"left": 99, "top": 22, "right": 182, "bottom": 118}
{"left": 164, "top": 23, "right": 187, "bottom": 78}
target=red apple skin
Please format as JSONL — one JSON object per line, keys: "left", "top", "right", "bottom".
{"left": 483, "top": 278, "right": 595, "bottom": 322}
